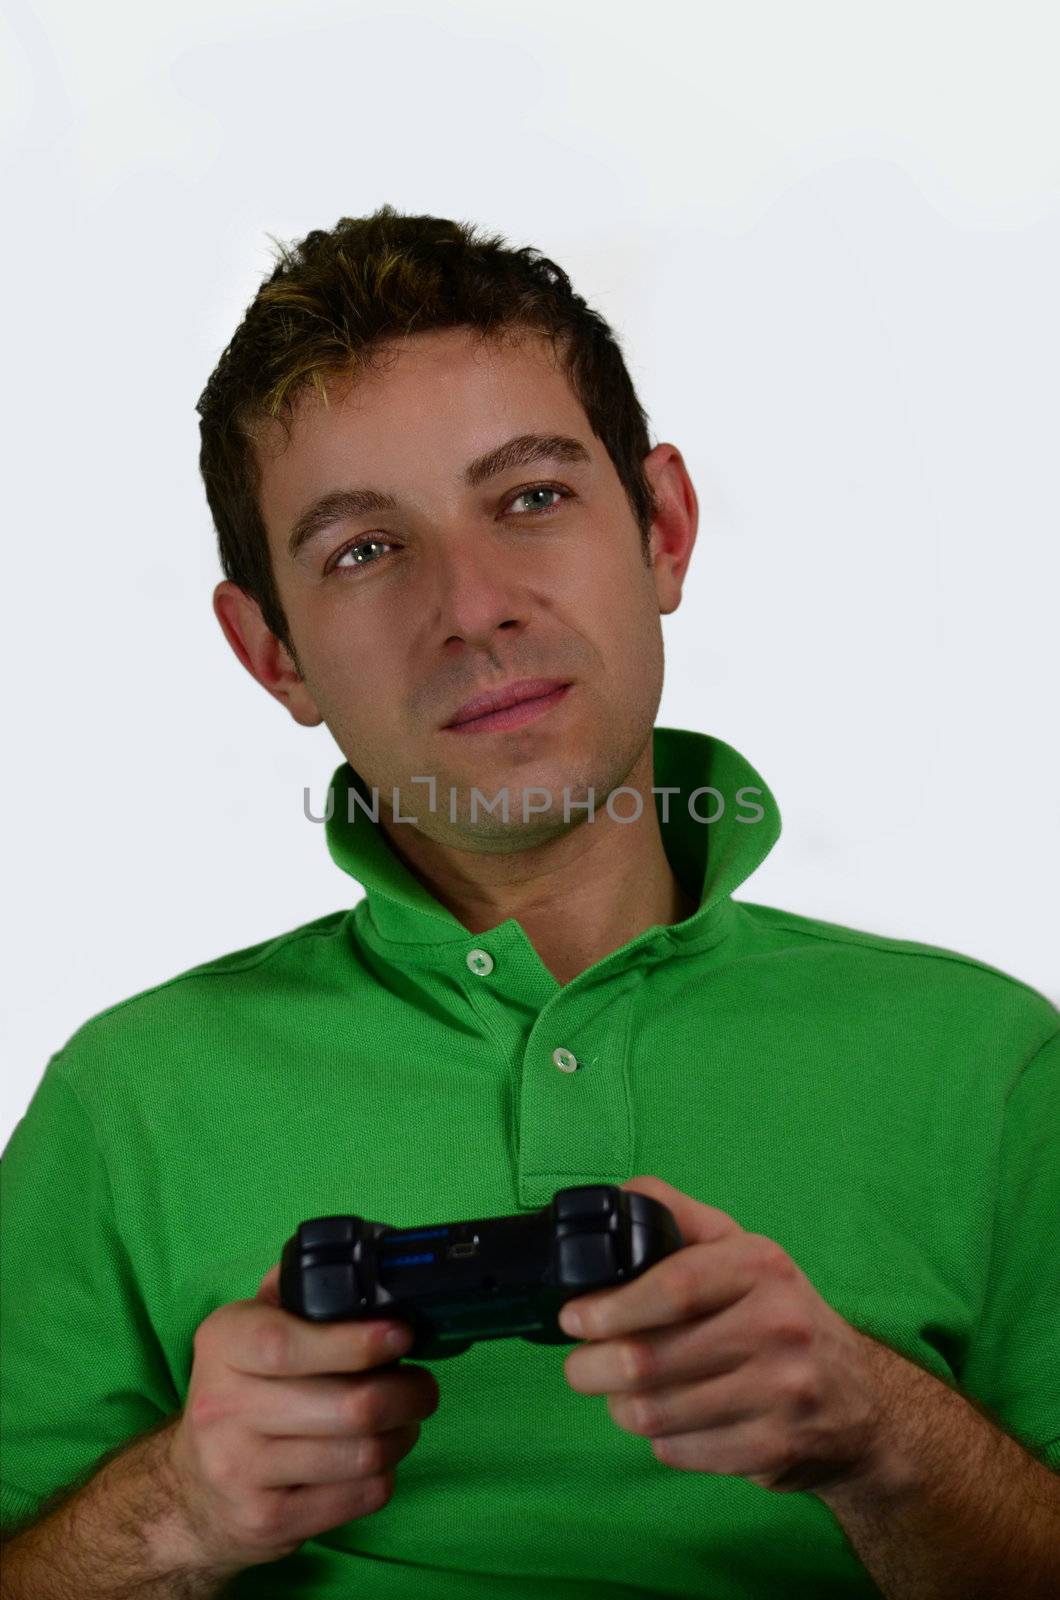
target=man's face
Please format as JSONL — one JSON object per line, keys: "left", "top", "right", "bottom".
{"left": 242, "top": 324, "right": 692, "bottom": 850}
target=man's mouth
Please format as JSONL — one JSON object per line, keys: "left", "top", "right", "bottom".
{"left": 442, "top": 681, "right": 573, "bottom": 734}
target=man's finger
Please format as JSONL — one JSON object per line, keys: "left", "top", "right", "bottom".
{"left": 255, "top": 1261, "right": 282, "bottom": 1304}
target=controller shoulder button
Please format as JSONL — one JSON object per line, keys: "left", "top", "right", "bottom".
{"left": 554, "top": 1186, "right": 616, "bottom": 1222}
{"left": 557, "top": 1231, "right": 618, "bottom": 1286}
{"left": 300, "top": 1217, "right": 360, "bottom": 1249}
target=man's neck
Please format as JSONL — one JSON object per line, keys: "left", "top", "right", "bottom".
{"left": 377, "top": 745, "right": 699, "bottom": 986}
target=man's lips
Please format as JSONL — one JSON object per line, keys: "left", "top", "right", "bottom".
{"left": 442, "top": 681, "right": 573, "bottom": 733}
{"left": 442, "top": 678, "right": 572, "bottom": 729}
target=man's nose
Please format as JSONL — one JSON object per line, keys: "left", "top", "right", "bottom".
{"left": 429, "top": 541, "right": 531, "bottom": 652}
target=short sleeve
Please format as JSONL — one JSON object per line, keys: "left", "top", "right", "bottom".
{"left": 959, "top": 1028, "right": 1060, "bottom": 1475}
{"left": 0, "top": 1055, "right": 180, "bottom": 1534}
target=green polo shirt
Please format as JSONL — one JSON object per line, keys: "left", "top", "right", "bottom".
{"left": 2, "top": 726, "right": 1057, "bottom": 1598}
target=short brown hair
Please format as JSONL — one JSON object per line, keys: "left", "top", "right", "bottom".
{"left": 196, "top": 205, "right": 659, "bottom": 665}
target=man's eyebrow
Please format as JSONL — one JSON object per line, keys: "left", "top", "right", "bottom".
{"left": 286, "top": 432, "right": 593, "bottom": 560}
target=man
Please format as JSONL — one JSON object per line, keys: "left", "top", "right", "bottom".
{"left": 2, "top": 206, "right": 1057, "bottom": 1598}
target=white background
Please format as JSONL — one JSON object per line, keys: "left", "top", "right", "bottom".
{"left": 2, "top": 0, "right": 1058, "bottom": 1141}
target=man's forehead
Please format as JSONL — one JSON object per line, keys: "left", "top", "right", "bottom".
{"left": 262, "top": 325, "right": 561, "bottom": 427}
{"left": 249, "top": 324, "right": 578, "bottom": 472}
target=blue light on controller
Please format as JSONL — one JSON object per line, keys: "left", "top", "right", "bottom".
{"left": 385, "top": 1252, "right": 437, "bottom": 1266}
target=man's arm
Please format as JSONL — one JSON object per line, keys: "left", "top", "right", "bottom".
{"left": 0, "top": 1417, "right": 243, "bottom": 1599}
{"left": 814, "top": 1334, "right": 1060, "bottom": 1600}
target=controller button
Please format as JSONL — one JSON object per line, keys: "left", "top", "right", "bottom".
{"left": 557, "top": 1232, "right": 617, "bottom": 1286}
{"left": 300, "top": 1218, "right": 358, "bottom": 1249}
{"left": 302, "top": 1263, "right": 359, "bottom": 1317}
{"left": 555, "top": 1187, "right": 614, "bottom": 1220}
{"left": 466, "top": 948, "right": 494, "bottom": 976}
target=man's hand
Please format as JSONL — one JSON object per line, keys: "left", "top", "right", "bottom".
{"left": 163, "top": 1263, "right": 440, "bottom": 1572}
{"left": 559, "top": 1174, "right": 886, "bottom": 1496}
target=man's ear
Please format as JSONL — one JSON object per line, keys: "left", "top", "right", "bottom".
{"left": 212, "top": 581, "right": 323, "bottom": 728}
{"left": 642, "top": 443, "right": 699, "bottom": 616}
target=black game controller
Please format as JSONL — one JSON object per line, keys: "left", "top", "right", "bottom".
{"left": 279, "top": 1185, "right": 684, "bottom": 1359}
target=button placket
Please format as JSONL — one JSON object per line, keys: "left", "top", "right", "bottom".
{"left": 517, "top": 985, "right": 639, "bottom": 1206}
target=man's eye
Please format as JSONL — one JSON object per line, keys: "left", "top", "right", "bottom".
{"left": 506, "top": 484, "right": 570, "bottom": 515}
{"left": 327, "top": 485, "right": 570, "bottom": 576}
{"left": 329, "top": 536, "right": 395, "bottom": 574}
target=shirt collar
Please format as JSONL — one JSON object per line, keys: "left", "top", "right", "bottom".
{"left": 324, "top": 725, "right": 781, "bottom": 956}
